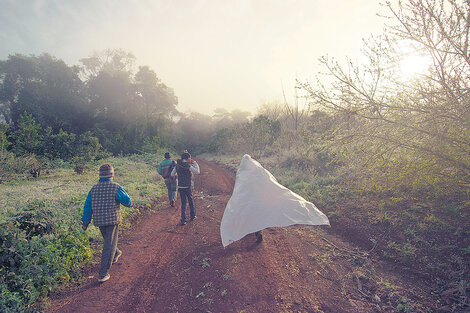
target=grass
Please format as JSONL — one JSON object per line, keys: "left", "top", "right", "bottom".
{"left": 0, "top": 155, "right": 165, "bottom": 229}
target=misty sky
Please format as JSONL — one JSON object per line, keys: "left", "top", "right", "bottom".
{"left": 0, "top": 0, "right": 389, "bottom": 115}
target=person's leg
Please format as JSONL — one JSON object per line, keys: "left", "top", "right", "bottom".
{"left": 180, "top": 188, "right": 187, "bottom": 224}
{"left": 111, "top": 225, "right": 121, "bottom": 263}
{"left": 188, "top": 188, "right": 196, "bottom": 220}
{"left": 99, "top": 225, "right": 118, "bottom": 279}
{"left": 165, "top": 180, "right": 172, "bottom": 204}
{"left": 170, "top": 179, "right": 177, "bottom": 206}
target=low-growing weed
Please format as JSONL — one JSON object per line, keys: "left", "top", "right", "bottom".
{"left": 379, "top": 280, "right": 397, "bottom": 290}
{"left": 404, "top": 228, "right": 416, "bottom": 238}
{"left": 460, "top": 246, "right": 470, "bottom": 254}
{"left": 231, "top": 255, "right": 240, "bottom": 264}
{"left": 327, "top": 210, "right": 341, "bottom": 221}
{"left": 396, "top": 297, "right": 414, "bottom": 313}
{"left": 203, "top": 298, "right": 214, "bottom": 304}
{"left": 200, "top": 257, "right": 211, "bottom": 268}
{"left": 386, "top": 241, "right": 417, "bottom": 262}
{"left": 442, "top": 203, "right": 464, "bottom": 217}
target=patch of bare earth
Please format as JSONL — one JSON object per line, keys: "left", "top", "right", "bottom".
{"left": 48, "top": 158, "right": 436, "bottom": 312}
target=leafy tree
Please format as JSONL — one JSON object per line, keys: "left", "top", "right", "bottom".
{"left": 82, "top": 50, "right": 138, "bottom": 135}
{"left": 74, "top": 131, "right": 101, "bottom": 162}
{"left": 213, "top": 108, "right": 251, "bottom": 129}
{"left": 0, "top": 123, "right": 10, "bottom": 155}
{"left": 42, "top": 128, "right": 76, "bottom": 160}
{"left": 174, "top": 112, "right": 214, "bottom": 154}
{"left": 82, "top": 50, "right": 177, "bottom": 153}
{"left": 227, "top": 115, "right": 281, "bottom": 157}
{"left": 87, "top": 70, "right": 134, "bottom": 132}
{"left": 0, "top": 54, "right": 90, "bottom": 133}
{"left": 0, "top": 50, "right": 178, "bottom": 158}
{"left": 228, "top": 109, "right": 251, "bottom": 124}
{"left": 208, "top": 127, "right": 234, "bottom": 153}
{"left": 134, "top": 65, "right": 178, "bottom": 122}
{"left": 257, "top": 101, "right": 284, "bottom": 121}
{"left": 11, "top": 112, "right": 42, "bottom": 155}
{"left": 79, "top": 48, "right": 136, "bottom": 79}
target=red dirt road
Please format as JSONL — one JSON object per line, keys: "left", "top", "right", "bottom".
{"left": 49, "top": 159, "right": 432, "bottom": 313}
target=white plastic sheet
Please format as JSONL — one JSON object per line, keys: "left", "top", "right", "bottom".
{"left": 220, "top": 154, "right": 330, "bottom": 247}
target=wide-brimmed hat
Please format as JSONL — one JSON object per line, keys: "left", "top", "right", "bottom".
{"left": 99, "top": 164, "right": 114, "bottom": 178}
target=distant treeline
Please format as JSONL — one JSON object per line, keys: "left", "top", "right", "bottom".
{"left": 0, "top": 50, "right": 178, "bottom": 159}
{"left": 0, "top": 50, "right": 276, "bottom": 171}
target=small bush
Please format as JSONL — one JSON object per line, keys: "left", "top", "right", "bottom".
{"left": 0, "top": 201, "right": 92, "bottom": 312}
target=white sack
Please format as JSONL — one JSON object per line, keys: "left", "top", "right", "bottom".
{"left": 220, "top": 154, "right": 330, "bottom": 247}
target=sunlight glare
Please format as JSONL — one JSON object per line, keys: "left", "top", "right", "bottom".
{"left": 399, "top": 54, "right": 432, "bottom": 80}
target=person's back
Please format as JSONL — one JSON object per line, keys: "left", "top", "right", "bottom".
{"left": 159, "top": 159, "right": 175, "bottom": 179}
{"left": 90, "top": 180, "right": 122, "bottom": 226}
{"left": 176, "top": 159, "right": 192, "bottom": 188}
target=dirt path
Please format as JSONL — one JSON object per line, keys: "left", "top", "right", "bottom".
{"left": 49, "top": 159, "right": 433, "bottom": 312}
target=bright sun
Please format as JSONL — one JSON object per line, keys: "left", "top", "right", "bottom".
{"left": 399, "top": 54, "right": 433, "bottom": 80}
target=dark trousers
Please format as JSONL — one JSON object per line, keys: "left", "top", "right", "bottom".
{"left": 179, "top": 187, "right": 195, "bottom": 223}
{"left": 98, "top": 224, "right": 120, "bottom": 278}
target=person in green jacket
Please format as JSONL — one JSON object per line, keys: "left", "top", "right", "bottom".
{"left": 157, "top": 152, "right": 177, "bottom": 207}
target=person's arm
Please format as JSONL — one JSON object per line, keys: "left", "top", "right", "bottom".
{"left": 81, "top": 192, "right": 92, "bottom": 230}
{"left": 117, "top": 186, "right": 134, "bottom": 207}
{"left": 190, "top": 161, "right": 200, "bottom": 174}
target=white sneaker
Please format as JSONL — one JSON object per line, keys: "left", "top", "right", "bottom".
{"left": 98, "top": 273, "right": 110, "bottom": 283}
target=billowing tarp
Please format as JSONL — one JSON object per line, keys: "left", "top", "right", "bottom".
{"left": 220, "top": 154, "right": 330, "bottom": 247}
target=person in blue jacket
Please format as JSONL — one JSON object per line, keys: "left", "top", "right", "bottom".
{"left": 81, "top": 163, "right": 133, "bottom": 283}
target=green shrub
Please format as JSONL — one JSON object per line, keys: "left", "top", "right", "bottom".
{"left": 0, "top": 200, "right": 91, "bottom": 312}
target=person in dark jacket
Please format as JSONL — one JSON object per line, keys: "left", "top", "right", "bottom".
{"left": 170, "top": 151, "right": 200, "bottom": 225}
{"left": 81, "top": 164, "right": 134, "bottom": 283}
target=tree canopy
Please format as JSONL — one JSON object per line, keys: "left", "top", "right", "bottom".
{"left": 0, "top": 49, "right": 179, "bottom": 155}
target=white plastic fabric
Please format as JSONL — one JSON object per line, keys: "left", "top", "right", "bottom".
{"left": 220, "top": 154, "right": 330, "bottom": 247}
